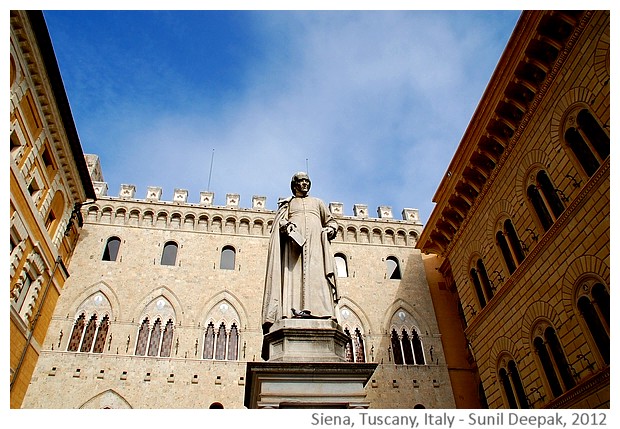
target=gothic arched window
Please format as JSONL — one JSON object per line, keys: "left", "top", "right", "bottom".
{"left": 412, "top": 329, "right": 425, "bottom": 364}
{"left": 67, "top": 313, "right": 86, "bottom": 352}
{"left": 215, "top": 323, "right": 227, "bottom": 360}
{"left": 354, "top": 328, "right": 366, "bottom": 363}
{"left": 68, "top": 313, "right": 110, "bottom": 354}
{"left": 135, "top": 318, "right": 150, "bottom": 356}
{"left": 134, "top": 317, "right": 175, "bottom": 358}
{"left": 390, "top": 329, "right": 404, "bottom": 365}
{"left": 147, "top": 318, "right": 162, "bottom": 356}
{"left": 227, "top": 324, "right": 239, "bottom": 360}
{"left": 92, "top": 315, "right": 109, "bottom": 353}
{"left": 79, "top": 315, "right": 97, "bottom": 352}
{"left": 341, "top": 308, "right": 366, "bottom": 363}
{"left": 160, "top": 319, "right": 174, "bottom": 357}
{"left": 203, "top": 322, "right": 215, "bottom": 359}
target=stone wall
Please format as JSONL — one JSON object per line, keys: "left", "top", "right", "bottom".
{"left": 22, "top": 193, "right": 455, "bottom": 408}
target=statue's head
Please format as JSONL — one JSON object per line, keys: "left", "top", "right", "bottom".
{"left": 291, "top": 172, "right": 311, "bottom": 196}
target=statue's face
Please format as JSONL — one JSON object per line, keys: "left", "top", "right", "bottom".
{"left": 293, "top": 174, "right": 311, "bottom": 196}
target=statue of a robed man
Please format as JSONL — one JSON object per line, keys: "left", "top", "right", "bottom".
{"left": 261, "top": 172, "right": 339, "bottom": 333}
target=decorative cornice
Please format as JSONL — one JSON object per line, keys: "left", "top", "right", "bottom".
{"left": 419, "top": 11, "right": 592, "bottom": 256}
{"left": 20, "top": 11, "right": 96, "bottom": 201}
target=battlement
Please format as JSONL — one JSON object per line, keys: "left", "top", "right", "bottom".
{"left": 92, "top": 181, "right": 422, "bottom": 223}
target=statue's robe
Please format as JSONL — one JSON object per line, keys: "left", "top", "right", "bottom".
{"left": 262, "top": 195, "right": 338, "bottom": 329}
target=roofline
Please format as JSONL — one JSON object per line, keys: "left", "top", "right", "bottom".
{"left": 25, "top": 10, "right": 96, "bottom": 200}
{"left": 417, "top": 11, "right": 590, "bottom": 255}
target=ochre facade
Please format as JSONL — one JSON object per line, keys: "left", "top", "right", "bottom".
{"left": 9, "top": 10, "right": 96, "bottom": 408}
{"left": 418, "top": 11, "right": 610, "bottom": 409}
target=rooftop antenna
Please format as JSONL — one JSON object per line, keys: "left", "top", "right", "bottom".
{"left": 207, "top": 149, "right": 215, "bottom": 191}
{"left": 306, "top": 158, "right": 309, "bottom": 174}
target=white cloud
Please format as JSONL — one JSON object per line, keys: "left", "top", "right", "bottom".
{"left": 55, "top": 10, "right": 519, "bottom": 221}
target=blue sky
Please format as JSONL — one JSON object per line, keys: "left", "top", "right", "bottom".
{"left": 42, "top": 9, "right": 521, "bottom": 222}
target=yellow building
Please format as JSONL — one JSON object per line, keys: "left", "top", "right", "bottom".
{"left": 10, "top": 10, "right": 96, "bottom": 408}
{"left": 418, "top": 10, "right": 609, "bottom": 408}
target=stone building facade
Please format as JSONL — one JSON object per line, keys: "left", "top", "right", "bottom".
{"left": 418, "top": 11, "right": 610, "bottom": 409}
{"left": 22, "top": 156, "right": 456, "bottom": 408}
{"left": 9, "top": 10, "right": 96, "bottom": 408}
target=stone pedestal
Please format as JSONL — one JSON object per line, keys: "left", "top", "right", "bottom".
{"left": 245, "top": 318, "right": 377, "bottom": 408}
{"left": 244, "top": 361, "right": 378, "bottom": 409}
{"left": 263, "top": 318, "right": 348, "bottom": 362}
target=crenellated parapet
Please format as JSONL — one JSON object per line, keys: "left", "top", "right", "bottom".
{"left": 85, "top": 183, "right": 424, "bottom": 246}
{"left": 92, "top": 182, "right": 424, "bottom": 222}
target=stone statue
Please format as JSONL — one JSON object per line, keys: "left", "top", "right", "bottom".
{"left": 261, "top": 172, "right": 339, "bottom": 332}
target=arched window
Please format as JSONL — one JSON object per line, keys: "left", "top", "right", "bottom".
{"left": 527, "top": 170, "right": 565, "bottom": 232}
{"left": 335, "top": 253, "right": 348, "bottom": 278}
{"left": 203, "top": 322, "right": 215, "bottom": 359}
{"left": 564, "top": 108, "right": 609, "bottom": 177}
{"left": 496, "top": 219, "right": 524, "bottom": 274}
{"left": 354, "top": 328, "right": 366, "bottom": 363}
{"left": 67, "top": 313, "right": 86, "bottom": 352}
{"left": 505, "top": 220, "right": 525, "bottom": 263}
{"left": 135, "top": 318, "right": 150, "bottom": 356}
{"left": 344, "top": 329, "right": 354, "bottom": 362}
{"left": 67, "top": 313, "right": 109, "bottom": 354}
{"left": 215, "top": 323, "right": 227, "bottom": 360}
{"left": 411, "top": 329, "right": 425, "bottom": 364}
{"left": 401, "top": 330, "right": 415, "bottom": 364}
{"left": 386, "top": 256, "right": 401, "bottom": 280}
{"left": 80, "top": 315, "right": 98, "bottom": 352}
{"left": 345, "top": 328, "right": 368, "bottom": 362}
{"left": 160, "top": 319, "right": 174, "bottom": 358}
{"left": 147, "top": 318, "right": 162, "bottom": 356}
{"left": 202, "top": 302, "right": 241, "bottom": 361}
{"left": 161, "top": 241, "right": 178, "bottom": 266}
{"left": 389, "top": 309, "right": 426, "bottom": 366}
{"left": 220, "top": 246, "right": 236, "bottom": 270}
{"left": 102, "top": 236, "right": 121, "bottom": 261}
{"left": 498, "top": 357, "right": 528, "bottom": 409}
{"left": 390, "top": 329, "right": 404, "bottom": 365}
{"left": 340, "top": 308, "right": 366, "bottom": 363}
{"left": 227, "top": 324, "right": 239, "bottom": 360}
{"left": 577, "top": 281, "right": 610, "bottom": 365}
{"left": 533, "top": 325, "right": 575, "bottom": 398}
{"left": 134, "top": 317, "right": 175, "bottom": 358}
{"left": 391, "top": 328, "right": 425, "bottom": 365}
{"left": 92, "top": 315, "right": 109, "bottom": 353}
{"left": 470, "top": 258, "right": 493, "bottom": 308}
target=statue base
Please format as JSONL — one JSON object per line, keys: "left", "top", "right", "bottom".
{"left": 263, "top": 318, "right": 348, "bottom": 362}
{"left": 244, "top": 361, "right": 378, "bottom": 409}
